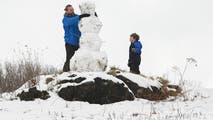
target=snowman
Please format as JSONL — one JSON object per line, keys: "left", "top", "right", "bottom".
{"left": 70, "top": 2, "right": 108, "bottom": 72}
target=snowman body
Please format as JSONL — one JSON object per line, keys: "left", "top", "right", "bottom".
{"left": 70, "top": 2, "right": 108, "bottom": 72}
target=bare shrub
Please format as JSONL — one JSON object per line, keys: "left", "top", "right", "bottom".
{"left": 171, "top": 57, "right": 200, "bottom": 101}
{"left": 41, "top": 65, "right": 61, "bottom": 75}
{"left": 0, "top": 64, "right": 4, "bottom": 93}
{"left": 0, "top": 55, "right": 41, "bottom": 92}
{"left": 0, "top": 47, "right": 60, "bottom": 93}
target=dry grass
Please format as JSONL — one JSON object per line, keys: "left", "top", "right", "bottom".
{"left": 0, "top": 57, "right": 41, "bottom": 93}
{"left": 0, "top": 49, "right": 60, "bottom": 93}
{"left": 41, "top": 65, "right": 61, "bottom": 75}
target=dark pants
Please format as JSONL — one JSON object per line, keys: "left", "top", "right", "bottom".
{"left": 63, "top": 43, "right": 79, "bottom": 72}
{"left": 130, "top": 63, "right": 140, "bottom": 74}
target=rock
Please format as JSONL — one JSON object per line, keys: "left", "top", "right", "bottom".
{"left": 68, "top": 74, "right": 77, "bottom": 78}
{"left": 94, "top": 77, "right": 134, "bottom": 104}
{"left": 58, "top": 77, "right": 86, "bottom": 84}
{"left": 115, "top": 75, "right": 140, "bottom": 93}
{"left": 15, "top": 70, "right": 181, "bottom": 103}
{"left": 115, "top": 75, "right": 169, "bottom": 100}
{"left": 17, "top": 87, "right": 50, "bottom": 101}
{"left": 15, "top": 72, "right": 134, "bottom": 104}
{"left": 58, "top": 77, "right": 134, "bottom": 104}
{"left": 58, "top": 82, "right": 95, "bottom": 102}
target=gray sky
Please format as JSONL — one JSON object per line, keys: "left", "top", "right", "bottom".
{"left": 0, "top": 0, "right": 212, "bottom": 88}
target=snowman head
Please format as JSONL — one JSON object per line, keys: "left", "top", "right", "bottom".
{"left": 78, "top": 2, "right": 102, "bottom": 34}
{"left": 79, "top": 2, "right": 96, "bottom": 15}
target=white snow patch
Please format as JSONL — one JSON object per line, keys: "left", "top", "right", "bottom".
{"left": 14, "top": 71, "right": 134, "bottom": 95}
{"left": 55, "top": 72, "right": 132, "bottom": 92}
{"left": 119, "top": 72, "right": 162, "bottom": 90}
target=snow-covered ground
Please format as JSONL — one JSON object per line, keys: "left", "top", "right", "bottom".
{"left": 0, "top": 87, "right": 212, "bottom": 120}
{"left": 0, "top": 90, "right": 212, "bottom": 120}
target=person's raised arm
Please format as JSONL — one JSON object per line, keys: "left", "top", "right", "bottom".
{"left": 79, "top": 14, "right": 90, "bottom": 20}
{"left": 63, "top": 16, "right": 80, "bottom": 27}
{"left": 63, "top": 14, "right": 91, "bottom": 27}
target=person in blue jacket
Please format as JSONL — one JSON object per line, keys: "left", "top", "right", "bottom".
{"left": 128, "top": 33, "right": 143, "bottom": 74}
{"left": 62, "top": 4, "right": 91, "bottom": 72}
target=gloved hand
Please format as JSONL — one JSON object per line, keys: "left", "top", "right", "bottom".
{"left": 79, "top": 14, "right": 90, "bottom": 20}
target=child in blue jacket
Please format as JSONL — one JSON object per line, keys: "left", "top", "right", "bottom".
{"left": 128, "top": 33, "right": 142, "bottom": 74}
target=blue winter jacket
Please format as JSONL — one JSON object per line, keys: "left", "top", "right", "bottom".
{"left": 134, "top": 41, "right": 142, "bottom": 54}
{"left": 128, "top": 41, "right": 143, "bottom": 65}
{"left": 62, "top": 14, "right": 81, "bottom": 46}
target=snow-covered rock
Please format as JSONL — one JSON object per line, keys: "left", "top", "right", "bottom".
{"left": 119, "top": 72, "right": 162, "bottom": 90}
{"left": 14, "top": 69, "right": 181, "bottom": 103}
{"left": 115, "top": 72, "right": 169, "bottom": 100}
{"left": 58, "top": 76, "right": 134, "bottom": 104}
{"left": 16, "top": 72, "right": 136, "bottom": 104}
{"left": 70, "top": 1, "right": 108, "bottom": 72}
{"left": 107, "top": 68, "right": 182, "bottom": 100}
{"left": 55, "top": 72, "right": 134, "bottom": 104}
{"left": 0, "top": 92, "right": 17, "bottom": 101}
{"left": 17, "top": 87, "right": 50, "bottom": 101}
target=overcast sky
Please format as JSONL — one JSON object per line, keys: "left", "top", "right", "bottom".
{"left": 0, "top": 0, "right": 212, "bottom": 88}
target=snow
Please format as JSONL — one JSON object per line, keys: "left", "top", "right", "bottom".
{"left": 13, "top": 70, "right": 165, "bottom": 96}
{"left": 70, "top": 49, "right": 107, "bottom": 72}
{"left": 70, "top": 1, "right": 108, "bottom": 72}
{"left": 14, "top": 75, "right": 50, "bottom": 94}
{"left": 0, "top": 88, "right": 213, "bottom": 120}
{"left": 0, "top": 67, "right": 212, "bottom": 120}
{"left": 10, "top": 69, "right": 165, "bottom": 101}
{"left": 13, "top": 71, "right": 138, "bottom": 96}
{"left": 56, "top": 71, "right": 131, "bottom": 87}
{"left": 120, "top": 72, "right": 162, "bottom": 89}
{"left": 54, "top": 72, "right": 133, "bottom": 92}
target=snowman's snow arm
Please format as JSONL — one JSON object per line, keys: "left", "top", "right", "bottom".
{"left": 62, "top": 16, "right": 80, "bottom": 27}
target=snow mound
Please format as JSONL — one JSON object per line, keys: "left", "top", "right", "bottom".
{"left": 54, "top": 72, "right": 131, "bottom": 92}
{"left": 11, "top": 69, "right": 180, "bottom": 103}
{"left": 15, "top": 72, "right": 136, "bottom": 104}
